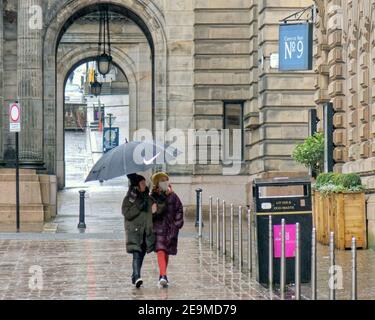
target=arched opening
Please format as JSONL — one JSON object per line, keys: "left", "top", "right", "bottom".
{"left": 63, "top": 59, "right": 130, "bottom": 188}
{"left": 43, "top": 0, "right": 168, "bottom": 189}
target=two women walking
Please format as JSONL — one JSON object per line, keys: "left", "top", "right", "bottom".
{"left": 122, "top": 172, "right": 184, "bottom": 288}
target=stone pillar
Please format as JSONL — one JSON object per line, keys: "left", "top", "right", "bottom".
{"left": 0, "top": 0, "right": 4, "bottom": 163}
{"left": 17, "top": 0, "right": 44, "bottom": 165}
{"left": 314, "top": 1, "right": 330, "bottom": 132}
{"left": 326, "top": 0, "right": 347, "bottom": 171}
{"left": 247, "top": 0, "right": 260, "bottom": 175}
{"left": 345, "top": 1, "right": 363, "bottom": 163}
{"left": 164, "top": 0, "right": 194, "bottom": 175}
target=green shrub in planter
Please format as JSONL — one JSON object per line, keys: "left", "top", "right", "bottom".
{"left": 316, "top": 172, "right": 338, "bottom": 187}
{"left": 335, "top": 173, "right": 362, "bottom": 189}
{"left": 314, "top": 172, "right": 364, "bottom": 195}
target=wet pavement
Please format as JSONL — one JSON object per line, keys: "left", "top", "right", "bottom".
{"left": 1, "top": 183, "right": 374, "bottom": 300}
{"left": 0, "top": 131, "right": 374, "bottom": 300}
{"left": 64, "top": 131, "right": 94, "bottom": 189}
{"left": 0, "top": 185, "right": 276, "bottom": 300}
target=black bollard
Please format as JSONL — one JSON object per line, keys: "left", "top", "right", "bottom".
{"left": 195, "top": 188, "right": 203, "bottom": 228}
{"left": 78, "top": 190, "right": 87, "bottom": 229}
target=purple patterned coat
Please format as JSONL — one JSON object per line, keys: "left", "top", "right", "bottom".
{"left": 151, "top": 192, "right": 184, "bottom": 255}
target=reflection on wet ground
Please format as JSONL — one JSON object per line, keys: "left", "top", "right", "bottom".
{"left": 0, "top": 131, "right": 373, "bottom": 300}
{"left": 0, "top": 184, "right": 374, "bottom": 300}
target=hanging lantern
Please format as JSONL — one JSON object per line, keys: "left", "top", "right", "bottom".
{"left": 97, "top": 53, "right": 113, "bottom": 76}
{"left": 97, "top": 5, "right": 112, "bottom": 76}
{"left": 90, "top": 79, "right": 102, "bottom": 97}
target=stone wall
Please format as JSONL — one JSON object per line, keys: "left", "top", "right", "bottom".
{"left": 314, "top": 0, "right": 375, "bottom": 247}
{"left": 0, "top": 0, "right": 3, "bottom": 163}
{"left": 250, "top": 0, "right": 316, "bottom": 176}
{"left": 164, "top": 0, "right": 195, "bottom": 176}
{"left": 0, "top": 0, "right": 319, "bottom": 216}
{"left": 193, "top": 0, "right": 315, "bottom": 178}
{"left": 0, "top": 169, "right": 56, "bottom": 224}
{"left": 194, "top": 0, "right": 252, "bottom": 176}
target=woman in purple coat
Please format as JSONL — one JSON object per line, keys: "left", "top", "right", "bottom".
{"left": 151, "top": 172, "right": 184, "bottom": 288}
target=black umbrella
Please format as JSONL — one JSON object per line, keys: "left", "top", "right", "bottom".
{"left": 85, "top": 140, "right": 179, "bottom": 183}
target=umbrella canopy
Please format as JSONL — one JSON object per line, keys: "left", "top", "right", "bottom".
{"left": 85, "top": 140, "right": 179, "bottom": 183}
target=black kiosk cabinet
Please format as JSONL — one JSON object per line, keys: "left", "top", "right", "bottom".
{"left": 253, "top": 177, "right": 313, "bottom": 286}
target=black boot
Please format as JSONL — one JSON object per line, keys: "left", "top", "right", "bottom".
{"left": 132, "top": 252, "right": 145, "bottom": 288}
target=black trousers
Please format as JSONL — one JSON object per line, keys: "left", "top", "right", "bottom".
{"left": 132, "top": 233, "right": 147, "bottom": 282}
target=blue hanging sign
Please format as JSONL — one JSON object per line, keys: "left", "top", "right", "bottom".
{"left": 279, "top": 23, "right": 313, "bottom": 71}
{"left": 103, "top": 127, "right": 120, "bottom": 153}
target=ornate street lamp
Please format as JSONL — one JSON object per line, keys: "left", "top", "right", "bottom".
{"left": 97, "top": 5, "right": 112, "bottom": 76}
{"left": 90, "top": 75, "right": 102, "bottom": 97}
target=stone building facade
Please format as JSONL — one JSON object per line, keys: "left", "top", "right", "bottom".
{"left": 0, "top": 1, "right": 317, "bottom": 219}
{"left": 314, "top": 0, "right": 375, "bottom": 247}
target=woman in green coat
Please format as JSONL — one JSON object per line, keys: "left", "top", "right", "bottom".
{"left": 122, "top": 174, "right": 164, "bottom": 288}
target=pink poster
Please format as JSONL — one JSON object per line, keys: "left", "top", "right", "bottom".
{"left": 273, "top": 224, "right": 296, "bottom": 258}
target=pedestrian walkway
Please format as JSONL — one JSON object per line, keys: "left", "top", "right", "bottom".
{"left": 1, "top": 183, "right": 375, "bottom": 300}
{"left": 0, "top": 131, "right": 374, "bottom": 300}
{"left": 0, "top": 185, "right": 276, "bottom": 300}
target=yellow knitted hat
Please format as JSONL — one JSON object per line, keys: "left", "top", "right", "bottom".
{"left": 151, "top": 172, "right": 169, "bottom": 187}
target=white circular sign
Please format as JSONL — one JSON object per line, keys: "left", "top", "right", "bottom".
{"left": 10, "top": 104, "right": 20, "bottom": 122}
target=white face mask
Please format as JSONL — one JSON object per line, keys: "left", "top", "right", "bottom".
{"left": 159, "top": 181, "right": 169, "bottom": 192}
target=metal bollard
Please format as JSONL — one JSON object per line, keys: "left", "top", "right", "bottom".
{"left": 230, "top": 204, "right": 234, "bottom": 261}
{"left": 247, "top": 208, "right": 252, "bottom": 273}
{"left": 222, "top": 201, "right": 226, "bottom": 255}
{"left": 78, "top": 190, "right": 87, "bottom": 229}
{"left": 216, "top": 198, "right": 220, "bottom": 252}
{"left": 351, "top": 237, "right": 357, "bottom": 300}
{"left": 295, "top": 223, "right": 301, "bottom": 300}
{"left": 195, "top": 188, "right": 203, "bottom": 228}
{"left": 268, "top": 215, "right": 273, "bottom": 288}
{"left": 329, "top": 232, "right": 336, "bottom": 300}
{"left": 238, "top": 206, "right": 243, "bottom": 272}
{"left": 209, "top": 196, "right": 213, "bottom": 248}
{"left": 311, "top": 228, "right": 317, "bottom": 300}
{"left": 280, "top": 219, "right": 286, "bottom": 300}
{"left": 198, "top": 191, "right": 203, "bottom": 238}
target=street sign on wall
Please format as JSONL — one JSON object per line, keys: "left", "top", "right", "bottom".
{"left": 9, "top": 102, "right": 21, "bottom": 133}
{"left": 279, "top": 23, "right": 313, "bottom": 71}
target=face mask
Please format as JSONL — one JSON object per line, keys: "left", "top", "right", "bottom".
{"left": 159, "top": 181, "right": 169, "bottom": 192}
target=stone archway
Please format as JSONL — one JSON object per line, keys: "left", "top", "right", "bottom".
{"left": 56, "top": 46, "right": 142, "bottom": 188}
{"left": 42, "top": 0, "right": 168, "bottom": 177}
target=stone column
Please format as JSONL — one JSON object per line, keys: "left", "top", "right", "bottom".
{"left": 314, "top": 1, "right": 330, "bottom": 131}
{"left": 326, "top": 1, "right": 346, "bottom": 171}
{"left": 165, "top": 0, "right": 194, "bottom": 175}
{"left": 17, "top": 0, "right": 44, "bottom": 165}
{"left": 0, "top": 0, "right": 4, "bottom": 163}
{"left": 246, "top": 0, "right": 260, "bottom": 174}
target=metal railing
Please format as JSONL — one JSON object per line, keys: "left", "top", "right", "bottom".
{"left": 195, "top": 192, "right": 360, "bottom": 300}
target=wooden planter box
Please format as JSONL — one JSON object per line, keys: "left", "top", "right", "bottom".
{"left": 313, "top": 191, "right": 367, "bottom": 250}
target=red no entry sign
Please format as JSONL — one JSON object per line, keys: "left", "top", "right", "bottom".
{"left": 9, "top": 102, "right": 21, "bottom": 132}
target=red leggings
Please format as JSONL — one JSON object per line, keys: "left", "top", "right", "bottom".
{"left": 157, "top": 250, "right": 169, "bottom": 276}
